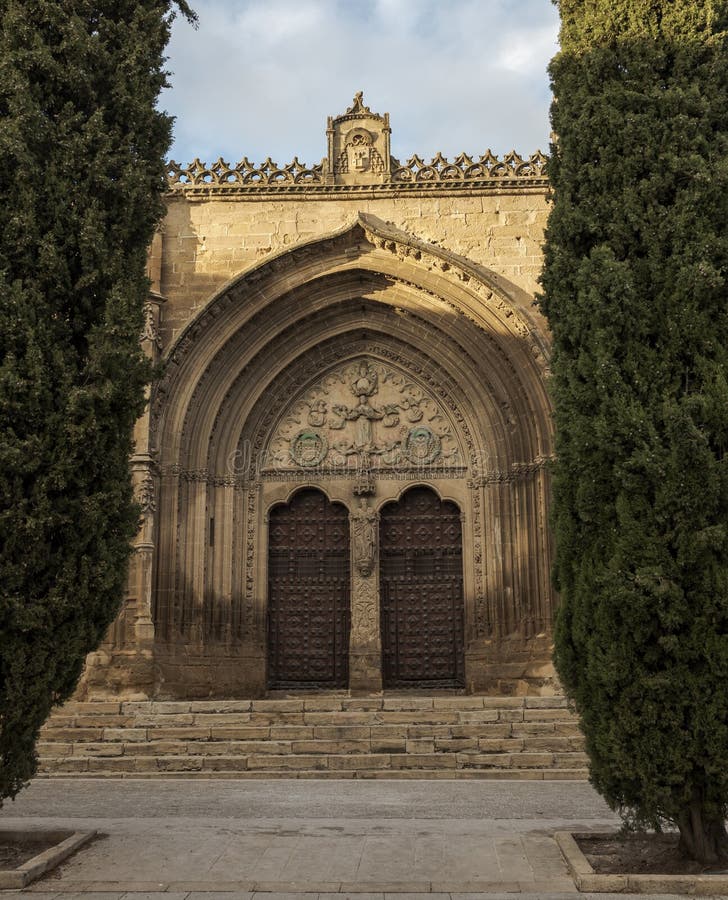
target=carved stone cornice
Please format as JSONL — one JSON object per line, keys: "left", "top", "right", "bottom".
{"left": 158, "top": 464, "right": 469, "bottom": 486}
{"left": 468, "top": 456, "right": 552, "bottom": 487}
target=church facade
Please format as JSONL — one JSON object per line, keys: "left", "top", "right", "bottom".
{"left": 82, "top": 95, "right": 556, "bottom": 700}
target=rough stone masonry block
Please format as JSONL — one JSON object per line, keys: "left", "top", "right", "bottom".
{"left": 292, "top": 740, "right": 370, "bottom": 754}
{"left": 102, "top": 728, "right": 148, "bottom": 742}
{"left": 156, "top": 756, "right": 204, "bottom": 772}
{"left": 201, "top": 756, "right": 250, "bottom": 771}
{"left": 247, "top": 753, "right": 328, "bottom": 770}
{"left": 312, "top": 725, "right": 371, "bottom": 740}
{"left": 328, "top": 753, "right": 392, "bottom": 770}
{"left": 390, "top": 753, "right": 457, "bottom": 769}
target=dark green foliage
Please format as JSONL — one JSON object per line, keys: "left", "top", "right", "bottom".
{"left": 540, "top": 0, "right": 728, "bottom": 863}
{"left": 0, "top": 1, "right": 194, "bottom": 802}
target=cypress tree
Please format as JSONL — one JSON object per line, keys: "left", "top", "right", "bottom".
{"left": 540, "top": 0, "right": 728, "bottom": 863}
{"left": 0, "top": 1, "right": 194, "bottom": 802}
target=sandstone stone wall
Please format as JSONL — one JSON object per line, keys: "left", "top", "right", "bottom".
{"left": 158, "top": 189, "right": 549, "bottom": 345}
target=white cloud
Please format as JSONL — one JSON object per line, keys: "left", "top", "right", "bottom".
{"left": 163, "top": 0, "right": 559, "bottom": 166}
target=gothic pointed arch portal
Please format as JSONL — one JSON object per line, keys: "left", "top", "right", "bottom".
{"left": 148, "top": 214, "right": 556, "bottom": 698}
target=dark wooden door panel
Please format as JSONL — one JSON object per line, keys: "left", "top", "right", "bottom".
{"left": 380, "top": 487, "right": 465, "bottom": 688}
{"left": 267, "top": 489, "right": 350, "bottom": 689}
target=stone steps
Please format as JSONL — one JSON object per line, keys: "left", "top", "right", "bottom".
{"left": 37, "top": 696, "right": 588, "bottom": 779}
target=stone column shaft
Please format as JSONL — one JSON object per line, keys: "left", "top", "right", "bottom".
{"left": 348, "top": 497, "right": 382, "bottom": 693}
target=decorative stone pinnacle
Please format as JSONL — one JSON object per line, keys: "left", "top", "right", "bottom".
{"left": 346, "top": 91, "right": 373, "bottom": 116}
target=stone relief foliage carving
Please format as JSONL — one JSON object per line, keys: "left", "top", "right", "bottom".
{"left": 140, "top": 301, "right": 162, "bottom": 351}
{"left": 266, "top": 358, "right": 460, "bottom": 472}
{"left": 137, "top": 474, "right": 156, "bottom": 517}
{"left": 351, "top": 572, "right": 378, "bottom": 647}
{"left": 306, "top": 399, "right": 327, "bottom": 428}
{"left": 239, "top": 336, "right": 479, "bottom": 481}
{"left": 467, "top": 456, "right": 551, "bottom": 485}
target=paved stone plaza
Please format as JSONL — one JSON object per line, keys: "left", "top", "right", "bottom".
{"left": 0, "top": 778, "right": 712, "bottom": 899}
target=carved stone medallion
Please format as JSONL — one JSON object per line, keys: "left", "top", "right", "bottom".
{"left": 404, "top": 426, "right": 441, "bottom": 465}
{"left": 290, "top": 430, "right": 328, "bottom": 467}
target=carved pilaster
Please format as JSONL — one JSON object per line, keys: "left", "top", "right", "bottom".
{"left": 349, "top": 497, "right": 382, "bottom": 693}
{"left": 130, "top": 456, "right": 157, "bottom": 644}
{"left": 84, "top": 276, "right": 167, "bottom": 696}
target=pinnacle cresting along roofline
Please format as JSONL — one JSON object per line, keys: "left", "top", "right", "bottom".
{"left": 166, "top": 91, "right": 548, "bottom": 192}
{"left": 166, "top": 148, "right": 548, "bottom": 190}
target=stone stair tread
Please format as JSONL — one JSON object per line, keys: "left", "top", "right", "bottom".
{"left": 36, "top": 762, "right": 590, "bottom": 780}
{"left": 38, "top": 696, "right": 585, "bottom": 780}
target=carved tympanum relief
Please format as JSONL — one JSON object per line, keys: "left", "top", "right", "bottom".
{"left": 265, "top": 358, "right": 463, "bottom": 473}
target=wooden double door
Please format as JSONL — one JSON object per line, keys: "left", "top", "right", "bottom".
{"left": 267, "top": 487, "right": 465, "bottom": 690}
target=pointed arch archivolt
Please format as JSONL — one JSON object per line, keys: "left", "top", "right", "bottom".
{"left": 150, "top": 214, "right": 555, "bottom": 679}
{"left": 151, "top": 213, "right": 552, "bottom": 476}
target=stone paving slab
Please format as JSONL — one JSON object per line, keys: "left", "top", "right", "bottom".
{"left": 0, "top": 779, "right": 711, "bottom": 899}
{"left": 0, "top": 890, "right": 712, "bottom": 900}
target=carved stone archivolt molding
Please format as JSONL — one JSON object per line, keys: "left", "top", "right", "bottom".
{"left": 150, "top": 213, "right": 551, "bottom": 466}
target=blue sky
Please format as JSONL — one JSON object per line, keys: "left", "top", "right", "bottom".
{"left": 162, "top": 0, "right": 559, "bottom": 167}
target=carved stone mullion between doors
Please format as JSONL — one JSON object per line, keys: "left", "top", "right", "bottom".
{"left": 349, "top": 499, "right": 383, "bottom": 693}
